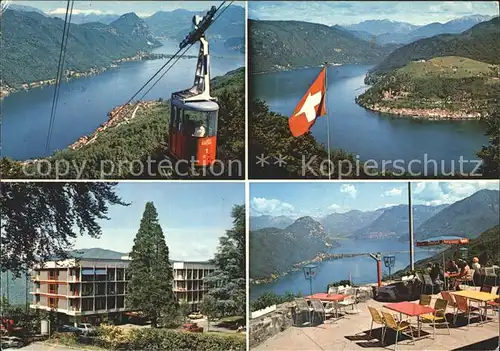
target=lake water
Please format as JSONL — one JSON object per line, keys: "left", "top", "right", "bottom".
{"left": 250, "top": 238, "right": 439, "bottom": 300}
{"left": 251, "top": 65, "right": 488, "bottom": 175}
{"left": 1, "top": 41, "right": 243, "bottom": 160}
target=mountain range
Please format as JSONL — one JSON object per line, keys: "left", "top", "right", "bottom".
{"left": 248, "top": 14, "right": 495, "bottom": 74}
{"left": 144, "top": 6, "right": 245, "bottom": 43}
{"left": 342, "top": 15, "right": 494, "bottom": 45}
{"left": 6, "top": 4, "right": 245, "bottom": 51}
{"left": 250, "top": 189, "right": 499, "bottom": 278}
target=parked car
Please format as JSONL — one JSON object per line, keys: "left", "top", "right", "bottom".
{"left": 0, "top": 336, "right": 24, "bottom": 349}
{"left": 188, "top": 312, "right": 203, "bottom": 319}
{"left": 180, "top": 323, "right": 203, "bottom": 333}
{"left": 75, "top": 323, "right": 96, "bottom": 335}
{"left": 57, "top": 325, "right": 82, "bottom": 334}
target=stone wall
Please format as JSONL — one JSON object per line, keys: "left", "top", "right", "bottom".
{"left": 249, "top": 302, "right": 294, "bottom": 349}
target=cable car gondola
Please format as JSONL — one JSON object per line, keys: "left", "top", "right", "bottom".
{"left": 169, "top": 7, "right": 219, "bottom": 167}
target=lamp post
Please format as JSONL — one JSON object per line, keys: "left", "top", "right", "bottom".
{"left": 303, "top": 264, "right": 318, "bottom": 296}
{"left": 383, "top": 255, "right": 396, "bottom": 281}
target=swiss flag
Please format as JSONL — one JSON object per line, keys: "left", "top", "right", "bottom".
{"left": 289, "top": 67, "right": 327, "bottom": 137}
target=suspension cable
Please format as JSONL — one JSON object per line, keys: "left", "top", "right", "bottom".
{"left": 45, "top": 0, "right": 74, "bottom": 153}
{"left": 112, "top": 0, "right": 231, "bottom": 119}
{"left": 138, "top": 1, "right": 235, "bottom": 102}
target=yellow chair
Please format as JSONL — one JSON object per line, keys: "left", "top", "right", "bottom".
{"left": 419, "top": 294, "right": 432, "bottom": 306}
{"left": 421, "top": 298, "right": 450, "bottom": 339}
{"left": 381, "top": 311, "right": 415, "bottom": 351}
{"left": 367, "top": 306, "right": 386, "bottom": 342}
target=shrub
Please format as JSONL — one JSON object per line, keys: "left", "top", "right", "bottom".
{"left": 250, "top": 291, "right": 300, "bottom": 312}
{"left": 93, "top": 326, "right": 245, "bottom": 350}
{"left": 51, "top": 332, "right": 78, "bottom": 346}
{"left": 126, "top": 328, "right": 245, "bottom": 351}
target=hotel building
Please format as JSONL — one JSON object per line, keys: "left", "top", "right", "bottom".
{"left": 30, "top": 257, "right": 215, "bottom": 323}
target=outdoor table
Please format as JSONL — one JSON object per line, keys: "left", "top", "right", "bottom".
{"left": 384, "top": 301, "right": 435, "bottom": 338}
{"left": 451, "top": 290, "right": 499, "bottom": 324}
{"left": 306, "top": 293, "right": 347, "bottom": 302}
{"left": 306, "top": 293, "right": 348, "bottom": 319}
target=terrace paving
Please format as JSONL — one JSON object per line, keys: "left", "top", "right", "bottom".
{"left": 253, "top": 288, "right": 500, "bottom": 350}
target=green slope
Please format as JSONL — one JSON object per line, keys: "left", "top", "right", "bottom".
{"left": 370, "top": 16, "right": 500, "bottom": 75}
{"left": 415, "top": 189, "right": 500, "bottom": 240}
{"left": 357, "top": 56, "right": 500, "bottom": 115}
{"left": 249, "top": 19, "right": 394, "bottom": 74}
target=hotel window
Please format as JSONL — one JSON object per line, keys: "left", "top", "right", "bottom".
{"left": 49, "top": 284, "right": 57, "bottom": 294}
{"left": 49, "top": 297, "right": 58, "bottom": 308}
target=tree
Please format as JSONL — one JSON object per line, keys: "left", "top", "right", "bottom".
{"left": 0, "top": 182, "right": 127, "bottom": 276}
{"left": 126, "top": 202, "right": 176, "bottom": 327}
{"left": 204, "top": 205, "right": 245, "bottom": 319}
{"left": 200, "top": 295, "right": 217, "bottom": 332}
{"left": 477, "top": 102, "right": 500, "bottom": 177}
{"left": 178, "top": 301, "right": 190, "bottom": 323}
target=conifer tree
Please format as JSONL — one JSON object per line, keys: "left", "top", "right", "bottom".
{"left": 126, "top": 202, "right": 176, "bottom": 327}
{"left": 204, "top": 204, "right": 245, "bottom": 318}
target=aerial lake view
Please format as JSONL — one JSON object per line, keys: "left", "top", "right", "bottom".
{"left": 251, "top": 65, "right": 488, "bottom": 175}
{"left": 2, "top": 40, "right": 243, "bottom": 160}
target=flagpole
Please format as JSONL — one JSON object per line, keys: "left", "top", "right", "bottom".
{"left": 408, "top": 182, "right": 415, "bottom": 271}
{"left": 324, "top": 62, "right": 331, "bottom": 179}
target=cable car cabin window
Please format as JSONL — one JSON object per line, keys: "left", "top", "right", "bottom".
{"left": 182, "top": 110, "right": 216, "bottom": 138}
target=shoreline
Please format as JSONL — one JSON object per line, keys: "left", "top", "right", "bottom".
{"left": 251, "top": 62, "right": 344, "bottom": 76}
{"left": 250, "top": 248, "right": 362, "bottom": 286}
{"left": 0, "top": 51, "right": 198, "bottom": 99}
{"left": 358, "top": 102, "right": 482, "bottom": 120}
{"left": 68, "top": 100, "right": 162, "bottom": 151}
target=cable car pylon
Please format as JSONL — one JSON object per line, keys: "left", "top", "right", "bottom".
{"left": 168, "top": 6, "right": 219, "bottom": 168}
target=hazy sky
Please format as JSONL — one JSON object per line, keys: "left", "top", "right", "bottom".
{"left": 250, "top": 181, "right": 499, "bottom": 218}
{"left": 9, "top": 1, "right": 244, "bottom": 17}
{"left": 248, "top": 1, "right": 499, "bottom": 26}
{"left": 72, "top": 182, "right": 245, "bottom": 261}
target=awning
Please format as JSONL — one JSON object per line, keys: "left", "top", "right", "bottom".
{"left": 95, "top": 269, "right": 106, "bottom": 275}
{"left": 82, "top": 269, "right": 94, "bottom": 275}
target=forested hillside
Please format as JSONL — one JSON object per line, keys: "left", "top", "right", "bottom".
{"left": 1, "top": 9, "right": 160, "bottom": 87}
{"left": 249, "top": 19, "right": 394, "bottom": 73}
{"left": 369, "top": 17, "right": 500, "bottom": 75}
{"left": 250, "top": 217, "right": 338, "bottom": 279}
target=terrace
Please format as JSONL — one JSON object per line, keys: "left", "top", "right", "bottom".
{"left": 250, "top": 285, "right": 499, "bottom": 350}
{"left": 251, "top": 288, "right": 499, "bottom": 350}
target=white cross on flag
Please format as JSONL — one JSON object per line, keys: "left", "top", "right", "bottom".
{"left": 288, "top": 67, "right": 327, "bottom": 137}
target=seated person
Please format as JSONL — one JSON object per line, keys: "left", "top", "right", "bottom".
{"left": 446, "top": 259, "right": 459, "bottom": 274}
{"left": 426, "top": 262, "right": 433, "bottom": 275}
{"left": 430, "top": 263, "right": 443, "bottom": 285}
{"left": 471, "top": 257, "right": 481, "bottom": 271}
{"left": 453, "top": 260, "right": 471, "bottom": 290}
{"left": 192, "top": 121, "right": 206, "bottom": 137}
